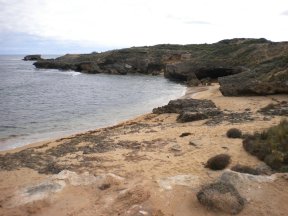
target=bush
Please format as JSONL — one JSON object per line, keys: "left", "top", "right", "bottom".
{"left": 242, "top": 120, "right": 288, "bottom": 170}
{"left": 226, "top": 128, "right": 242, "bottom": 138}
{"left": 205, "top": 154, "right": 231, "bottom": 170}
{"left": 231, "top": 164, "right": 259, "bottom": 175}
{"left": 197, "top": 181, "right": 245, "bottom": 214}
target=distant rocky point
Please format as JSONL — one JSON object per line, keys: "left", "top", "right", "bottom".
{"left": 33, "top": 38, "right": 288, "bottom": 96}
{"left": 23, "top": 55, "right": 42, "bottom": 61}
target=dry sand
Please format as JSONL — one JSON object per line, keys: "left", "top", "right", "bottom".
{"left": 0, "top": 84, "right": 287, "bottom": 216}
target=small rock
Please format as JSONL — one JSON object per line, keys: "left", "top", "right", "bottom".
{"left": 179, "top": 132, "right": 192, "bottom": 137}
{"left": 170, "top": 144, "right": 182, "bottom": 151}
{"left": 98, "top": 183, "right": 111, "bottom": 190}
{"left": 189, "top": 141, "right": 198, "bottom": 146}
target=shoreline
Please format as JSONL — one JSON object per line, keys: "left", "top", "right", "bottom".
{"left": 1, "top": 85, "right": 194, "bottom": 154}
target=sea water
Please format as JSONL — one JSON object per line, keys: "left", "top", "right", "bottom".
{"left": 0, "top": 55, "right": 186, "bottom": 150}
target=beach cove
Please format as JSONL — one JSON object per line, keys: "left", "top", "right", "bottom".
{"left": 1, "top": 83, "right": 288, "bottom": 215}
{"left": 1, "top": 38, "right": 288, "bottom": 215}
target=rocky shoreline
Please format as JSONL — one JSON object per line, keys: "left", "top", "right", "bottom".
{"left": 31, "top": 38, "right": 288, "bottom": 96}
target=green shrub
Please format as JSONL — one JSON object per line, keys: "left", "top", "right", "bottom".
{"left": 226, "top": 128, "right": 242, "bottom": 138}
{"left": 197, "top": 181, "right": 245, "bottom": 214}
{"left": 205, "top": 154, "right": 231, "bottom": 170}
{"left": 242, "top": 120, "right": 288, "bottom": 170}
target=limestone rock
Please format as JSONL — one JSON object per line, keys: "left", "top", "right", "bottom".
{"left": 152, "top": 98, "right": 217, "bottom": 114}
{"left": 176, "top": 111, "right": 208, "bottom": 122}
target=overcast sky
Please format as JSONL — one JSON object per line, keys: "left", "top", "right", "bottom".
{"left": 0, "top": 0, "right": 288, "bottom": 54}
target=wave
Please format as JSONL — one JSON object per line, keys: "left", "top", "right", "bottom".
{"left": 65, "top": 71, "right": 81, "bottom": 76}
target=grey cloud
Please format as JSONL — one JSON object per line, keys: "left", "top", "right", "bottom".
{"left": 281, "top": 10, "right": 288, "bottom": 16}
{"left": 0, "top": 31, "right": 113, "bottom": 54}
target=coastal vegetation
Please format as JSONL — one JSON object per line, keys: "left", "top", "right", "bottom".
{"left": 226, "top": 128, "right": 242, "bottom": 138}
{"left": 243, "top": 120, "right": 288, "bottom": 171}
{"left": 205, "top": 154, "right": 231, "bottom": 170}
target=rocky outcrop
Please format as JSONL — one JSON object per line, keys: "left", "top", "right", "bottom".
{"left": 152, "top": 98, "right": 217, "bottom": 114}
{"left": 33, "top": 38, "right": 288, "bottom": 96}
{"left": 219, "top": 56, "right": 288, "bottom": 96}
{"left": 153, "top": 98, "right": 222, "bottom": 123}
{"left": 23, "top": 55, "right": 42, "bottom": 61}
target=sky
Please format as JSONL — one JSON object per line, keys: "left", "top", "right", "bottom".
{"left": 0, "top": 0, "right": 288, "bottom": 54}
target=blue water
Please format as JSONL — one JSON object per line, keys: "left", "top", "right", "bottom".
{"left": 0, "top": 55, "right": 186, "bottom": 150}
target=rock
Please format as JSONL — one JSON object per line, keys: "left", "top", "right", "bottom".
{"left": 231, "top": 164, "right": 260, "bottom": 175}
{"left": 177, "top": 111, "right": 208, "bottom": 123}
{"left": 170, "top": 144, "right": 182, "bottom": 151}
{"left": 152, "top": 98, "right": 217, "bottom": 114}
{"left": 219, "top": 57, "right": 288, "bottom": 96}
{"left": 196, "top": 181, "right": 245, "bottom": 214}
{"left": 179, "top": 132, "right": 192, "bottom": 137}
{"left": 76, "top": 62, "right": 103, "bottom": 73}
{"left": 219, "top": 170, "right": 276, "bottom": 187}
{"left": 23, "top": 55, "right": 42, "bottom": 61}
{"left": 165, "top": 62, "right": 243, "bottom": 83}
{"left": 4, "top": 171, "right": 124, "bottom": 208}
{"left": 98, "top": 183, "right": 111, "bottom": 190}
{"left": 187, "top": 72, "right": 201, "bottom": 86}
{"left": 157, "top": 174, "right": 200, "bottom": 190}
{"left": 189, "top": 141, "right": 199, "bottom": 147}
{"left": 34, "top": 60, "right": 76, "bottom": 71}
{"left": 153, "top": 98, "right": 221, "bottom": 123}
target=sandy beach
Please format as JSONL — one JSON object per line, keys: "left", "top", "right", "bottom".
{"left": 1, "top": 84, "right": 288, "bottom": 216}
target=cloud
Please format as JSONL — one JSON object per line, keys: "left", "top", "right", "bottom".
{"left": 183, "top": 20, "right": 211, "bottom": 25}
{"left": 281, "top": 10, "right": 288, "bottom": 16}
{"left": 0, "top": 31, "right": 114, "bottom": 54}
{"left": 0, "top": 0, "right": 288, "bottom": 54}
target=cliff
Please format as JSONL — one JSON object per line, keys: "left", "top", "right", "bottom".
{"left": 34, "top": 38, "right": 288, "bottom": 96}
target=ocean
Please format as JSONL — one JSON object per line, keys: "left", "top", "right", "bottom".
{"left": 0, "top": 55, "right": 186, "bottom": 150}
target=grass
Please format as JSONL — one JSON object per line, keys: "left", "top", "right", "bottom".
{"left": 243, "top": 120, "right": 288, "bottom": 171}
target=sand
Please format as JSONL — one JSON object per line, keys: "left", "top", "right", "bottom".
{"left": 0, "top": 84, "right": 288, "bottom": 216}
